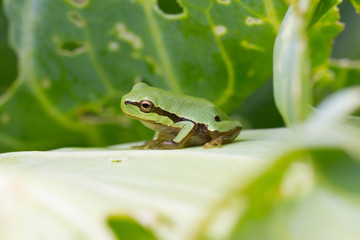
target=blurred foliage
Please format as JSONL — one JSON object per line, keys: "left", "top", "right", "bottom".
{"left": 237, "top": 78, "right": 284, "bottom": 129}
{"left": 313, "top": 148, "right": 360, "bottom": 195}
{"left": 314, "top": 59, "right": 360, "bottom": 106}
{"left": 108, "top": 217, "right": 157, "bottom": 240}
{"left": 313, "top": 0, "right": 360, "bottom": 108}
{"left": 333, "top": 0, "right": 360, "bottom": 60}
{"left": 0, "top": 0, "right": 17, "bottom": 95}
{"left": 273, "top": 0, "right": 343, "bottom": 125}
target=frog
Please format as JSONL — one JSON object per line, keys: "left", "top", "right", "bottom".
{"left": 120, "top": 82, "right": 242, "bottom": 149}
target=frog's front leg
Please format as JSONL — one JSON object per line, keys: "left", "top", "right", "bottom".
{"left": 204, "top": 121, "right": 242, "bottom": 148}
{"left": 132, "top": 132, "right": 164, "bottom": 149}
{"left": 153, "top": 121, "right": 195, "bottom": 149}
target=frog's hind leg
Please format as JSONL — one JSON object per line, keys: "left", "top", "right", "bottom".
{"left": 204, "top": 121, "right": 242, "bottom": 148}
{"left": 203, "top": 135, "right": 224, "bottom": 149}
{"left": 153, "top": 121, "right": 196, "bottom": 149}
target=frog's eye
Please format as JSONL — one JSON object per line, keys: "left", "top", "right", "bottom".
{"left": 139, "top": 100, "right": 154, "bottom": 113}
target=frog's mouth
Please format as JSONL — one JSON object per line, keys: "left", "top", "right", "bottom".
{"left": 124, "top": 100, "right": 139, "bottom": 107}
{"left": 122, "top": 112, "right": 147, "bottom": 121}
{"left": 121, "top": 99, "right": 137, "bottom": 114}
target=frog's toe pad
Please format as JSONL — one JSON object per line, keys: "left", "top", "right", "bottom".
{"left": 203, "top": 136, "right": 223, "bottom": 149}
{"left": 131, "top": 145, "right": 149, "bottom": 150}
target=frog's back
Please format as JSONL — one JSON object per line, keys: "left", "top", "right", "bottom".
{"left": 152, "top": 87, "right": 230, "bottom": 125}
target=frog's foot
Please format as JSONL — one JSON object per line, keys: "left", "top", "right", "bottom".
{"left": 131, "top": 140, "right": 160, "bottom": 150}
{"left": 131, "top": 145, "right": 149, "bottom": 150}
{"left": 132, "top": 140, "right": 182, "bottom": 149}
{"left": 151, "top": 140, "right": 184, "bottom": 149}
{"left": 203, "top": 136, "right": 224, "bottom": 149}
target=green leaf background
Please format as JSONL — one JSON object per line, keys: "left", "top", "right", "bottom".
{"left": 0, "top": 0, "right": 288, "bottom": 152}
{"left": 1, "top": 0, "right": 360, "bottom": 239}
{"left": 0, "top": 0, "right": 16, "bottom": 95}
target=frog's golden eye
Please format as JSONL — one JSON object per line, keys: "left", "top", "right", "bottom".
{"left": 139, "top": 100, "right": 154, "bottom": 113}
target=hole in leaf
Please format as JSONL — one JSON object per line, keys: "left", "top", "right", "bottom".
{"left": 72, "top": 0, "right": 87, "bottom": 4}
{"left": 68, "top": 11, "right": 85, "bottom": 27}
{"left": 58, "top": 41, "right": 88, "bottom": 56}
{"left": 217, "top": 0, "right": 231, "bottom": 5}
{"left": 61, "top": 41, "right": 82, "bottom": 51}
{"left": 65, "top": 0, "right": 89, "bottom": 8}
{"left": 156, "top": 0, "right": 183, "bottom": 15}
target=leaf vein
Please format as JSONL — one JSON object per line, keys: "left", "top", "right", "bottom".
{"left": 15, "top": 0, "right": 103, "bottom": 145}
{"left": 143, "top": 0, "right": 182, "bottom": 93}
{"left": 83, "top": 25, "right": 117, "bottom": 96}
{"left": 206, "top": 2, "right": 235, "bottom": 107}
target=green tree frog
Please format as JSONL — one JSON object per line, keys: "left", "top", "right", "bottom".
{"left": 120, "top": 83, "right": 242, "bottom": 149}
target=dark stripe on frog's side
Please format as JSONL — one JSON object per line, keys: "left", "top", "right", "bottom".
{"left": 124, "top": 100, "right": 192, "bottom": 124}
{"left": 124, "top": 101, "right": 241, "bottom": 147}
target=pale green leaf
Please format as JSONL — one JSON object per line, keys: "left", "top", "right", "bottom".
{"left": 308, "top": 86, "right": 360, "bottom": 127}
{"left": 273, "top": 0, "right": 314, "bottom": 125}
{"left": 1, "top": 88, "right": 360, "bottom": 239}
{"left": 0, "top": 129, "right": 292, "bottom": 240}
{"left": 204, "top": 127, "right": 360, "bottom": 240}
{"left": 273, "top": 0, "right": 343, "bottom": 125}
{"left": 198, "top": 88, "right": 360, "bottom": 240}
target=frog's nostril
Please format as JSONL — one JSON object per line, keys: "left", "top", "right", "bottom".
{"left": 124, "top": 101, "right": 131, "bottom": 105}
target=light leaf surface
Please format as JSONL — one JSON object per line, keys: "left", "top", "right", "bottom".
{"left": 197, "top": 88, "right": 360, "bottom": 240}
{"left": 0, "top": 128, "right": 292, "bottom": 240}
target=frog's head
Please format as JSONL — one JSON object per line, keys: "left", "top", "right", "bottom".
{"left": 120, "top": 82, "right": 173, "bottom": 125}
